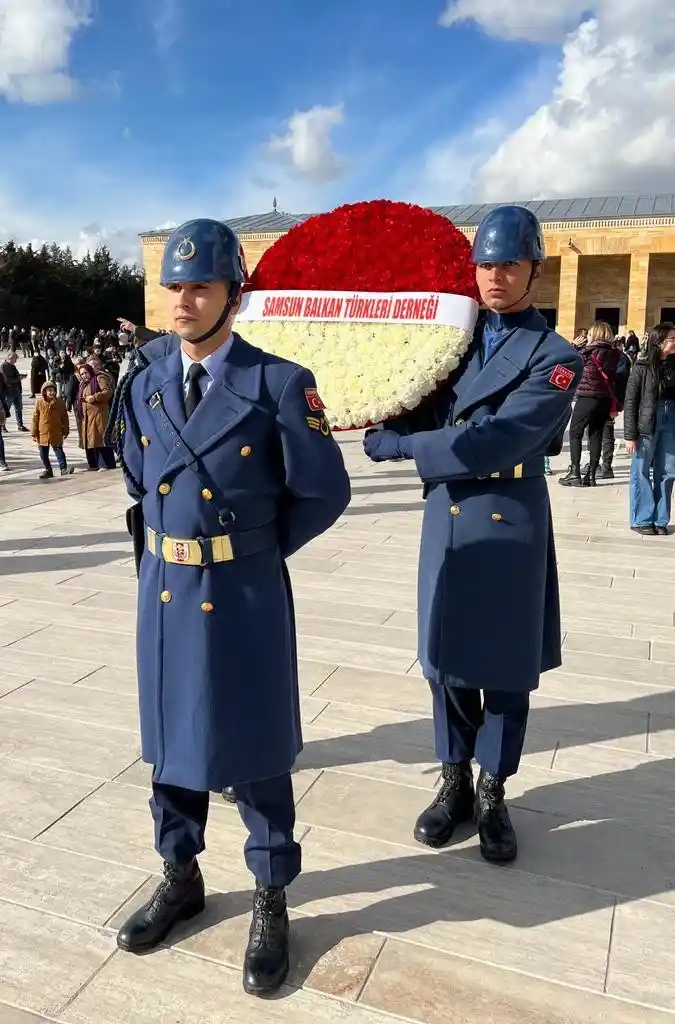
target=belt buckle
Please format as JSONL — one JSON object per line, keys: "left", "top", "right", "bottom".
{"left": 161, "top": 536, "right": 204, "bottom": 566}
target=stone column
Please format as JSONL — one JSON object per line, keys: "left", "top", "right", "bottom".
{"left": 142, "top": 237, "right": 170, "bottom": 330}
{"left": 626, "top": 249, "right": 651, "bottom": 335}
{"left": 557, "top": 250, "right": 579, "bottom": 341}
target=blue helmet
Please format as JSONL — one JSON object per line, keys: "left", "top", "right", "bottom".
{"left": 160, "top": 219, "right": 246, "bottom": 287}
{"left": 472, "top": 205, "right": 545, "bottom": 264}
{"left": 160, "top": 218, "right": 246, "bottom": 344}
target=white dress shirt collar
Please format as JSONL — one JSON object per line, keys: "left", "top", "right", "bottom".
{"left": 180, "top": 334, "right": 234, "bottom": 384}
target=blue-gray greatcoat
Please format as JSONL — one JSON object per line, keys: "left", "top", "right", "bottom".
{"left": 384, "top": 308, "right": 582, "bottom": 694}
{"left": 120, "top": 332, "right": 351, "bottom": 792}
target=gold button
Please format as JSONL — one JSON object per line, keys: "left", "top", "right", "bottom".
{"left": 141, "top": 436, "right": 150, "bottom": 447}
{"left": 201, "top": 601, "right": 214, "bottom": 613}
{"left": 201, "top": 488, "right": 213, "bottom": 501}
{"left": 158, "top": 482, "right": 171, "bottom": 495}
{"left": 449, "top": 505, "right": 461, "bottom": 517}
{"left": 492, "top": 513, "right": 503, "bottom": 522}
{"left": 240, "top": 445, "right": 252, "bottom": 457}
{"left": 161, "top": 590, "right": 172, "bottom": 603}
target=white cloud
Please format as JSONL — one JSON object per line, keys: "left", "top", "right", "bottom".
{"left": 437, "top": 0, "right": 675, "bottom": 200}
{"left": 404, "top": 119, "right": 509, "bottom": 206}
{"left": 268, "top": 104, "right": 345, "bottom": 182}
{"left": 439, "top": 0, "right": 589, "bottom": 43}
{"left": 0, "top": 0, "right": 92, "bottom": 103}
{"left": 152, "top": 0, "right": 181, "bottom": 52}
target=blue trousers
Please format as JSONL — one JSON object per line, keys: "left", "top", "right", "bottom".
{"left": 7, "top": 390, "right": 24, "bottom": 429}
{"left": 430, "top": 683, "right": 530, "bottom": 778}
{"left": 39, "top": 444, "right": 66, "bottom": 471}
{"left": 150, "top": 772, "right": 301, "bottom": 889}
{"left": 629, "top": 400, "right": 675, "bottom": 529}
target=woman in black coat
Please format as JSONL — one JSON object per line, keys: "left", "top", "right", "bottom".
{"left": 623, "top": 322, "right": 675, "bottom": 535}
{"left": 30, "top": 349, "right": 49, "bottom": 397}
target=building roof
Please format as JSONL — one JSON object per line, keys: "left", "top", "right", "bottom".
{"left": 140, "top": 194, "right": 675, "bottom": 238}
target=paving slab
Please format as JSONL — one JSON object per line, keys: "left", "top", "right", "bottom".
{"left": 1, "top": 417, "right": 674, "bottom": 1021}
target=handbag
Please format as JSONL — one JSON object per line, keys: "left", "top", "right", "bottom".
{"left": 590, "top": 352, "right": 619, "bottom": 418}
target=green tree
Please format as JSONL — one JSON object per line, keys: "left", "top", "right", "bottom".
{"left": 0, "top": 238, "right": 145, "bottom": 332}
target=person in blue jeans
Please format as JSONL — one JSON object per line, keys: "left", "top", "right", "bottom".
{"left": 623, "top": 322, "right": 675, "bottom": 535}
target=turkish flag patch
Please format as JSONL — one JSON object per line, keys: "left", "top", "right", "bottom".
{"left": 549, "top": 365, "right": 575, "bottom": 391}
{"left": 305, "top": 388, "right": 326, "bottom": 411}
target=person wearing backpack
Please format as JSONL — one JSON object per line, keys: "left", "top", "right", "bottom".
{"left": 559, "top": 320, "right": 621, "bottom": 487}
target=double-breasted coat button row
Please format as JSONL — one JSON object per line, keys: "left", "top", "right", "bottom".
{"left": 449, "top": 505, "right": 504, "bottom": 522}
{"left": 162, "top": 593, "right": 214, "bottom": 607}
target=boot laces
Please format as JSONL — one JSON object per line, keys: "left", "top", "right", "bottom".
{"left": 478, "top": 774, "right": 506, "bottom": 812}
{"left": 250, "top": 888, "right": 285, "bottom": 949}
{"left": 147, "top": 861, "right": 194, "bottom": 909}
{"left": 435, "top": 764, "right": 469, "bottom": 806}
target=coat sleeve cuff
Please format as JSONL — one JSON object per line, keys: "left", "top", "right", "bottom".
{"left": 410, "top": 427, "right": 473, "bottom": 481}
{"left": 397, "top": 434, "right": 414, "bottom": 459}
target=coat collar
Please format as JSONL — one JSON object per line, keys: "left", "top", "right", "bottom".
{"left": 453, "top": 308, "right": 549, "bottom": 418}
{"left": 144, "top": 333, "right": 263, "bottom": 467}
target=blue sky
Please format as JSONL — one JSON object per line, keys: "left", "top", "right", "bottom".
{"left": 0, "top": 0, "right": 670, "bottom": 262}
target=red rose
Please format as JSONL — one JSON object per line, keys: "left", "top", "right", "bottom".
{"left": 247, "top": 199, "right": 478, "bottom": 300}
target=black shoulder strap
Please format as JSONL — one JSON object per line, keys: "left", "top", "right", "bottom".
{"left": 105, "top": 364, "right": 146, "bottom": 496}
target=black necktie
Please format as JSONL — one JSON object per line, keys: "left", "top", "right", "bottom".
{"left": 185, "top": 363, "right": 207, "bottom": 419}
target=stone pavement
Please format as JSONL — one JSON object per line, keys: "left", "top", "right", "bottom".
{"left": 0, "top": 387, "right": 675, "bottom": 1023}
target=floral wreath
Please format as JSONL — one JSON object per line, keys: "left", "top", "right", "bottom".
{"left": 238, "top": 199, "right": 480, "bottom": 429}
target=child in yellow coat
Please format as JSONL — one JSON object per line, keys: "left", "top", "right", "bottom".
{"left": 31, "top": 381, "right": 74, "bottom": 479}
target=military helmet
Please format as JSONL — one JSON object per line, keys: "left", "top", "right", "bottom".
{"left": 160, "top": 219, "right": 246, "bottom": 287}
{"left": 472, "top": 205, "right": 545, "bottom": 264}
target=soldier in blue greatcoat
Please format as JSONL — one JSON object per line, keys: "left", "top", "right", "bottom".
{"left": 110, "top": 219, "right": 351, "bottom": 996}
{"left": 364, "top": 206, "right": 582, "bottom": 863}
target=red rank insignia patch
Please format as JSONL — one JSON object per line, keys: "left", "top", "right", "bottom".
{"left": 305, "top": 388, "right": 326, "bottom": 411}
{"left": 549, "top": 365, "right": 575, "bottom": 390}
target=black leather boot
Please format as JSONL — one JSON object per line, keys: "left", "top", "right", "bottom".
{"left": 559, "top": 463, "right": 582, "bottom": 487}
{"left": 222, "top": 785, "right": 237, "bottom": 803}
{"left": 475, "top": 769, "right": 517, "bottom": 863}
{"left": 242, "top": 884, "right": 290, "bottom": 996}
{"left": 413, "top": 761, "right": 475, "bottom": 848}
{"left": 597, "top": 462, "right": 614, "bottom": 480}
{"left": 582, "top": 462, "right": 598, "bottom": 487}
{"left": 116, "top": 858, "right": 205, "bottom": 953}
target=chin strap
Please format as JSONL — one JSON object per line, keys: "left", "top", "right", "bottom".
{"left": 189, "top": 283, "right": 242, "bottom": 345}
{"left": 494, "top": 262, "right": 539, "bottom": 313}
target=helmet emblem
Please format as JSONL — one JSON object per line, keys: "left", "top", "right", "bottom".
{"left": 176, "top": 237, "right": 196, "bottom": 261}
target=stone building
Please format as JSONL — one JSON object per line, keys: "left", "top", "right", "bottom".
{"left": 140, "top": 195, "right": 675, "bottom": 340}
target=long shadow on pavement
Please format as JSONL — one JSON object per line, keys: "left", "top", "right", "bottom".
{"left": 168, "top": 755, "right": 675, "bottom": 996}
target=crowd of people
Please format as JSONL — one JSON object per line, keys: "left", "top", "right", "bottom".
{"left": 558, "top": 320, "right": 675, "bottom": 535}
{"left": 1, "top": 314, "right": 673, "bottom": 534}
{"left": 1, "top": 324, "right": 132, "bottom": 359}
{"left": 0, "top": 326, "right": 127, "bottom": 477}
